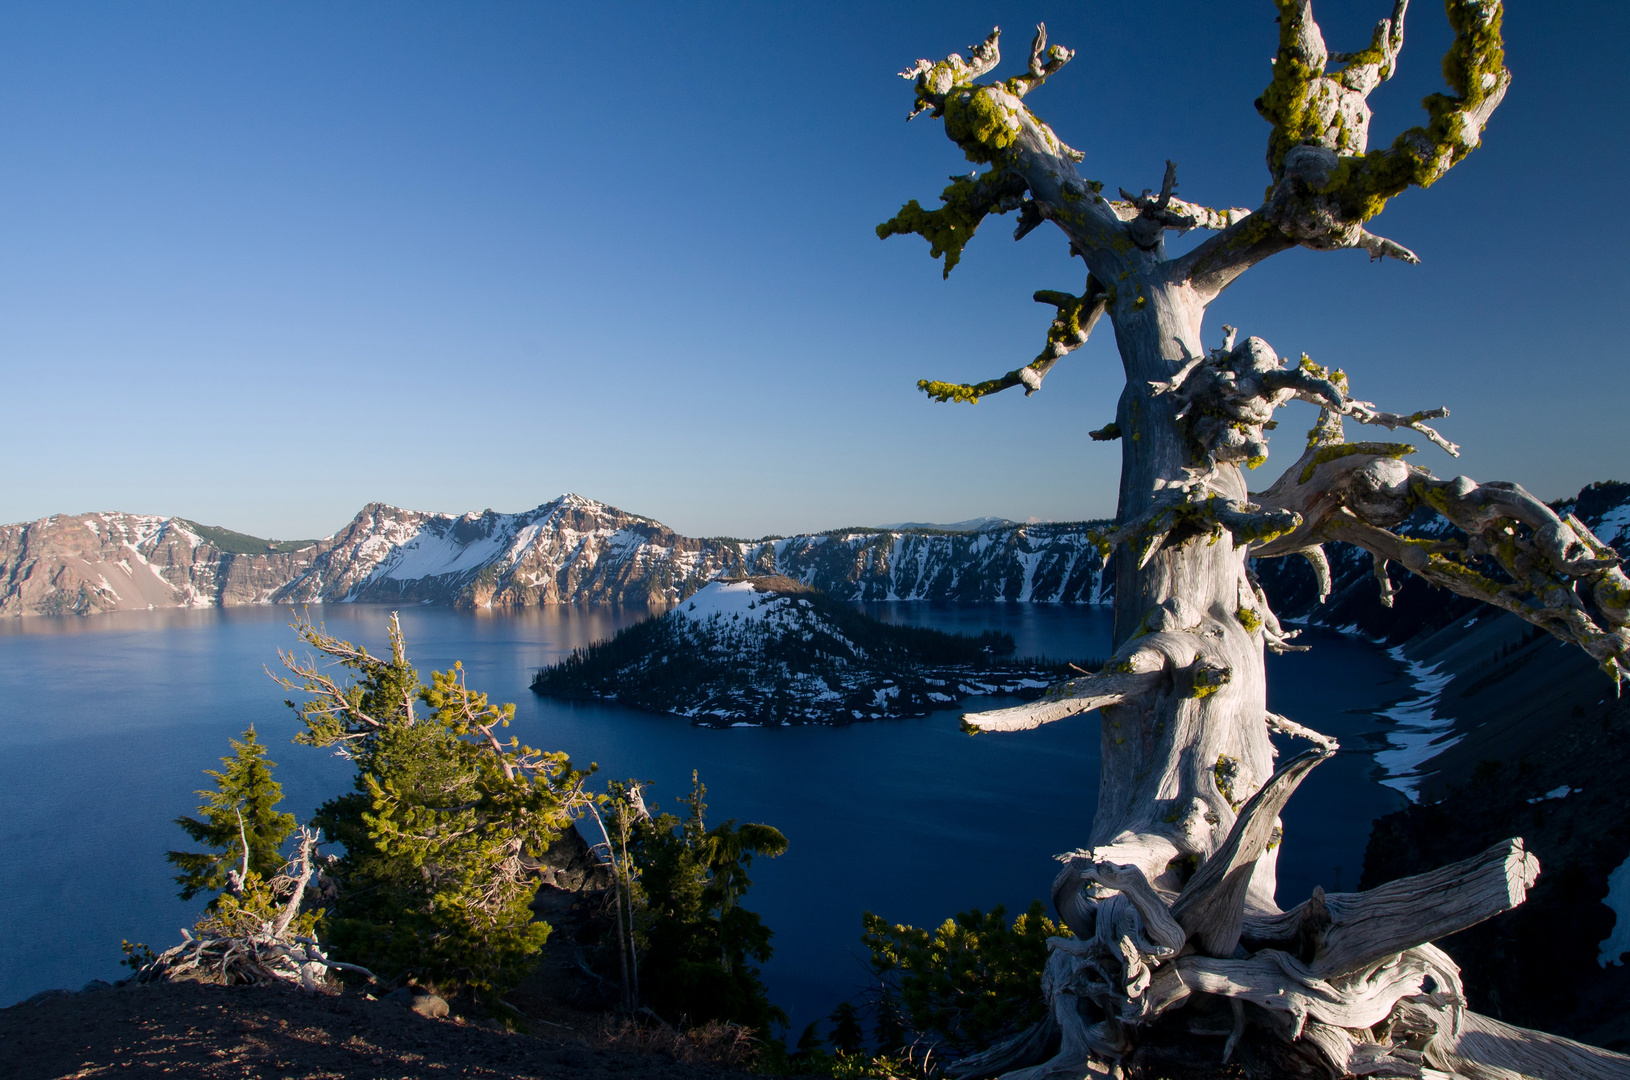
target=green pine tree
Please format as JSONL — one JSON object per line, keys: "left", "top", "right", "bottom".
{"left": 827, "top": 1000, "right": 866, "bottom": 1055}
{"left": 629, "top": 771, "right": 788, "bottom": 1031}
{"left": 860, "top": 900, "right": 1068, "bottom": 1055}
{"left": 167, "top": 725, "right": 297, "bottom": 905}
{"left": 281, "top": 613, "right": 590, "bottom": 997}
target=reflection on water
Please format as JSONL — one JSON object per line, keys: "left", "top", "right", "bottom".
{"left": 0, "top": 602, "right": 1408, "bottom": 1034}
{"left": 855, "top": 601, "right": 1114, "bottom": 665}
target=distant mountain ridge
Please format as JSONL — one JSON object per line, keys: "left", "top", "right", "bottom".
{"left": 0, "top": 495, "right": 1112, "bottom": 617}
{"left": 874, "top": 516, "right": 1016, "bottom": 532}
{"left": 12, "top": 483, "right": 1626, "bottom": 622}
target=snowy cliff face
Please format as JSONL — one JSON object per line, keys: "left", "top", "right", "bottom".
{"left": 278, "top": 495, "right": 747, "bottom": 609}
{"left": 281, "top": 498, "right": 1112, "bottom": 609}
{"left": 0, "top": 513, "right": 321, "bottom": 616}
{"left": 0, "top": 494, "right": 1111, "bottom": 616}
{"left": 734, "top": 522, "right": 1108, "bottom": 604}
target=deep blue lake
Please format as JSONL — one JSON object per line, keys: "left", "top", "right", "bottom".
{"left": 0, "top": 602, "right": 1410, "bottom": 1033}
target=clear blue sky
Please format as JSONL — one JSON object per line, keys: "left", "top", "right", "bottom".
{"left": 0, "top": 1, "right": 1623, "bottom": 540}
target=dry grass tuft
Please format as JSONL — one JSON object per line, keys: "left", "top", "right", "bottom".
{"left": 593, "top": 1014, "right": 762, "bottom": 1069}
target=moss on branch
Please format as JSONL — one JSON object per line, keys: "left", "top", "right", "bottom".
{"left": 878, "top": 169, "right": 1028, "bottom": 278}
{"left": 916, "top": 284, "right": 1103, "bottom": 403}
{"left": 1256, "top": 0, "right": 1509, "bottom": 232}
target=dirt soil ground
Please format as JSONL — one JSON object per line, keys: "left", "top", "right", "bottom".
{"left": 0, "top": 981, "right": 763, "bottom": 1080}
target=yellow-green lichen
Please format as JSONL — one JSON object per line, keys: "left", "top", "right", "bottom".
{"left": 942, "top": 86, "right": 1024, "bottom": 164}
{"left": 1213, "top": 755, "right": 1242, "bottom": 809}
{"left": 1236, "top": 606, "right": 1263, "bottom": 633}
{"left": 878, "top": 172, "right": 1001, "bottom": 279}
{"left": 1192, "top": 664, "right": 1231, "bottom": 699}
{"left": 1425, "top": 553, "right": 1503, "bottom": 595}
{"left": 918, "top": 379, "right": 986, "bottom": 404}
{"left": 1299, "top": 441, "right": 1415, "bottom": 485}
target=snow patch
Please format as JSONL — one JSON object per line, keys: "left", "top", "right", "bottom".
{"left": 1599, "top": 851, "right": 1630, "bottom": 967}
{"left": 674, "top": 580, "right": 777, "bottom": 624}
{"left": 1374, "top": 646, "right": 1458, "bottom": 801}
{"left": 369, "top": 522, "right": 513, "bottom": 583}
{"left": 1591, "top": 504, "right": 1630, "bottom": 546}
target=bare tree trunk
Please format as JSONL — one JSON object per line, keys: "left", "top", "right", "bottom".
{"left": 1092, "top": 284, "right": 1277, "bottom": 908}
{"left": 882, "top": 8, "right": 1630, "bottom": 1078}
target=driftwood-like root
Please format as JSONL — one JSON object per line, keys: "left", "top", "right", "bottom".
{"left": 961, "top": 834, "right": 1619, "bottom": 1080}
{"left": 133, "top": 828, "right": 371, "bottom": 992}
{"left": 1171, "top": 748, "right": 1332, "bottom": 957}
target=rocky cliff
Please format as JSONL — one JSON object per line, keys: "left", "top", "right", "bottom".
{"left": 0, "top": 495, "right": 1111, "bottom": 617}
{"left": 0, "top": 513, "right": 323, "bottom": 617}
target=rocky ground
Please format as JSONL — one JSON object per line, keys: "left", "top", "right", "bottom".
{"left": 0, "top": 980, "right": 767, "bottom": 1080}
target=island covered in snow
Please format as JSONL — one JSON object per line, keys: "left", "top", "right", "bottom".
{"left": 530, "top": 577, "right": 1082, "bottom": 726}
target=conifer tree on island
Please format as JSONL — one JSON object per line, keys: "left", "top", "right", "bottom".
{"left": 881, "top": 3, "right": 1630, "bottom": 1076}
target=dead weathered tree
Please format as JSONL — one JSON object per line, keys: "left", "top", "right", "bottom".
{"left": 132, "top": 827, "right": 377, "bottom": 991}
{"left": 883, "top": 4, "right": 1630, "bottom": 1077}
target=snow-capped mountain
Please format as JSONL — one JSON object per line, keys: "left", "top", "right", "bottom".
{"left": 0, "top": 495, "right": 1112, "bottom": 617}
{"left": 10, "top": 481, "right": 1624, "bottom": 621}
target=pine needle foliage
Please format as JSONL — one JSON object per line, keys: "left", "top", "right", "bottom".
{"left": 623, "top": 772, "right": 789, "bottom": 1031}
{"left": 277, "top": 613, "right": 592, "bottom": 996}
{"left": 861, "top": 901, "right": 1069, "bottom": 1055}
{"left": 167, "top": 725, "right": 297, "bottom": 905}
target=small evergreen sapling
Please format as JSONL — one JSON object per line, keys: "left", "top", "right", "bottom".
{"left": 827, "top": 1001, "right": 866, "bottom": 1056}
{"left": 167, "top": 724, "right": 297, "bottom": 905}
{"left": 860, "top": 900, "right": 1068, "bottom": 1055}
{"left": 132, "top": 729, "right": 335, "bottom": 986}
{"left": 624, "top": 771, "right": 788, "bottom": 1031}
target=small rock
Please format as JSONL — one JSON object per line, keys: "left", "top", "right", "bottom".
{"left": 81, "top": 980, "right": 113, "bottom": 992}
{"left": 383, "top": 985, "right": 449, "bottom": 1019}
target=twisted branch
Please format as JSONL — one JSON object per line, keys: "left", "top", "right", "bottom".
{"left": 918, "top": 281, "right": 1108, "bottom": 403}
{"left": 1253, "top": 428, "right": 1630, "bottom": 681}
{"left": 1182, "top": 0, "right": 1508, "bottom": 297}
{"left": 1115, "top": 161, "right": 1254, "bottom": 249}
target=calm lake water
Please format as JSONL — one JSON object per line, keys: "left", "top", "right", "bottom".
{"left": 0, "top": 602, "right": 1410, "bottom": 1032}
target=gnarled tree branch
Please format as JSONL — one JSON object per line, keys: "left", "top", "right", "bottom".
{"left": 918, "top": 281, "right": 1108, "bottom": 403}
{"left": 1181, "top": 0, "right": 1508, "bottom": 299}
{"left": 1253, "top": 426, "right": 1630, "bottom": 681}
